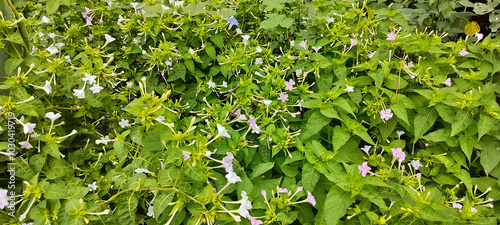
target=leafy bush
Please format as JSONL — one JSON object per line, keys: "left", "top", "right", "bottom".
{"left": 1, "top": 0, "right": 500, "bottom": 224}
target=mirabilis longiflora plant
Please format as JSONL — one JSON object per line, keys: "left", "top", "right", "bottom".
{"left": 1, "top": 0, "right": 500, "bottom": 224}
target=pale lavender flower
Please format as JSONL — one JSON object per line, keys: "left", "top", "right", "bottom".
{"left": 358, "top": 162, "right": 371, "bottom": 177}
{"left": 380, "top": 109, "right": 393, "bottom": 122}
{"left": 459, "top": 49, "right": 468, "bottom": 57}
{"left": 392, "top": 148, "right": 406, "bottom": 162}
{"left": 387, "top": 32, "right": 396, "bottom": 41}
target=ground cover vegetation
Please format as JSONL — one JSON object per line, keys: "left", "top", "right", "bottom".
{"left": 0, "top": 0, "right": 500, "bottom": 224}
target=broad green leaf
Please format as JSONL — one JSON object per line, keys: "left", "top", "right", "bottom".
{"left": 210, "top": 33, "right": 224, "bottom": 49}
{"left": 47, "top": 0, "right": 63, "bottom": 14}
{"left": 360, "top": 186, "right": 387, "bottom": 213}
{"left": 205, "top": 45, "right": 216, "bottom": 60}
{"left": 4, "top": 58, "right": 23, "bottom": 75}
{"left": 391, "top": 103, "right": 409, "bottom": 125}
{"left": 477, "top": 113, "right": 494, "bottom": 141}
{"left": 477, "top": 139, "right": 500, "bottom": 175}
{"left": 367, "top": 70, "right": 383, "bottom": 87}
{"left": 184, "top": 163, "right": 206, "bottom": 182}
{"left": 45, "top": 158, "right": 72, "bottom": 180}
{"left": 167, "top": 63, "right": 186, "bottom": 82}
{"left": 454, "top": 169, "right": 473, "bottom": 196}
{"left": 45, "top": 183, "right": 69, "bottom": 199}
{"left": 451, "top": 110, "right": 472, "bottom": 137}
{"left": 434, "top": 103, "right": 455, "bottom": 124}
{"left": 323, "top": 185, "right": 356, "bottom": 224}
{"left": 184, "top": 59, "right": 195, "bottom": 73}
{"left": 302, "top": 163, "right": 320, "bottom": 191}
{"left": 332, "top": 97, "right": 355, "bottom": 118}
{"left": 459, "top": 135, "right": 474, "bottom": 162}
{"left": 250, "top": 162, "right": 275, "bottom": 179}
{"left": 115, "top": 195, "right": 138, "bottom": 225}
{"left": 299, "top": 110, "right": 331, "bottom": 141}
{"left": 413, "top": 107, "right": 438, "bottom": 140}
{"left": 331, "top": 125, "right": 349, "bottom": 152}
{"left": 153, "top": 193, "right": 174, "bottom": 219}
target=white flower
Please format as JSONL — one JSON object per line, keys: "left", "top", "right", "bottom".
{"left": 130, "top": 2, "right": 139, "bottom": 8}
{"left": 410, "top": 160, "right": 423, "bottom": 170}
{"left": 95, "top": 135, "right": 112, "bottom": 145}
{"left": 147, "top": 205, "right": 154, "bottom": 218}
{"left": 38, "top": 31, "right": 44, "bottom": 38}
{"left": 104, "top": 34, "right": 116, "bottom": 43}
{"left": 290, "top": 40, "right": 295, "bottom": 46}
{"left": 326, "top": 16, "right": 335, "bottom": 23}
{"left": 46, "top": 46, "right": 59, "bottom": 55}
{"left": 82, "top": 73, "right": 97, "bottom": 85}
{"left": 222, "top": 81, "right": 228, "bottom": 88}
{"left": 344, "top": 85, "right": 354, "bottom": 92}
{"left": 90, "top": 84, "right": 104, "bottom": 93}
{"left": 41, "top": 16, "right": 50, "bottom": 23}
{"left": 255, "top": 46, "right": 262, "bottom": 53}
{"left": 255, "top": 58, "right": 263, "bottom": 65}
{"left": 238, "top": 114, "right": 247, "bottom": 121}
{"left": 238, "top": 191, "right": 252, "bottom": 218}
{"left": 225, "top": 171, "right": 242, "bottom": 183}
{"left": 42, "top": 80, "right": 52, "bottom": 94}
{"left": 65, "top": 55, "right": 71, "bottom": 62}
{"left": 182, "top": 151, "right": 191, "bottom": 160}
{"left": 368, "top": 51, "right": 376, "bottom": 58}
{"left": 23, "top": 122, "right": 36, "bottom": 134}
{"left": 242, "top": 34, "right": 251, "bottom": 45}
{"left": 19, "top": 141, "right": 33, "bottom": 149}
{"left": 54, "top": 43, "right": 65, "bottom": 48}
{"left": 88, "top": 181, "right": 98, "bottom": 191}
{"left": 443, "top": 78, "right": 451, "bottom": 87}
{"left": 236, "top": 28, "right": 242, "bottom": 34}
{"left": 118, "top": 15, "right": 129, "bottom": 23}
{"left": 45, "top": 112, "right": 62, "bottom": 121}
{"left": 396, "top": 130, "right": 405, "bottom": 138}
{"left": 296, "top": 68, "right": 303, "bottom": 76}
{"left": 312, "top": 46, "right": 322, "bottom": 53}
{"left": 173, "top": 1, "right": 184, "bottom": 7}
{"left": 135, "top": 168, "right": 153, "bottom": 174}
{"left": 48, "top": 32, "right": 56, "bottom": 39}
{"left": 161, "top": 5, "right": 170, "bottom": 11}
{"left": 207, "top": 80, "right": 216, "bottom": 88}
{"left": 217, "top": 124, "right": 231, "bottom": 138}
{"left": 119, "top": 119, "right": 131, "bottom": 128}
{"left": 189, "top": 48, "right": 195, "bottom": 55}
{"left": 263, "top": 100, "right": 272, "bottom": 106}
{"left": 73, "top": 89, "right": 86, "bottom": 99}
{"left": 155, "top": 116, "right": 166, "bottom": 122}
{"left": 222, "top": 152, "right": 234, "bottom": 172}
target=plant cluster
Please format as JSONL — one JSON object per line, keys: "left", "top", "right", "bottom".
{"left": 0, "top": 0, "right": 500, "bottom": 224}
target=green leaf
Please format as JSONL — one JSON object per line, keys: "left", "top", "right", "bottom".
{"left": 115, "top": 195, "right": 138, "bottom": 225}
{"left": 45, "top": 183, "right": 69, "bottom": 199}
{"left": 45, "top": 158, "right": 72, "bottom": 180}
{"left": 210, "top": 33, "right": 224, "bottom": 49}
{"left": 250, "top": 162, "right": 275, "bottom": 179}
{"left": 205, "top": 45, "right": 216, "bottom": 60}
{"left": 320, "top": 107, "right": 340, "bottom": 120}
{"left": 153, "top": 193, "right": 174, "bottom": 219}
{"left": 302, "top": 163, "right": 320, "bottom": 191}
{"left": 47, "top": 0, "right": 62, "bottom": 15}
{"left": 391, "top": 103, "right": 409, "bottom": 125}
{"left": 477, "top": 113, "right": 494, "bottom": 141}
{"left": 360, "top": 186, "right": 388, "bottom": 213}
{"left": 299, "top": 110, "right": 331, "bottom": 141}
{"left": 367, "top": 70, "right": 383, "bottom": 87}
{"left": 184, "top": 59, "right": 195, "bottom": 73}
{"left": 323, "top": 185, "right": 356, "bottom": 224}
{"left": 435, "top": 103, "right": 455, "bottom": 124}
{"left": 331, "top": 125, "right": 349, "bottom": 153}
{"left": 477, "top": 139, "right": 500, "bottom": 175}
{"left": 332, "top": 97, "right": 355, "bottom": 118}
{"left": 459, "top": 135, "right": 474, "bottom": 162}
{"left": 167, "top": 63, "right": 186, "bottom": 82}
{"left": 4, "top": 58, "right": 23, "bottom": 76}
{"left": 413, "top": 107, "right": 438, "bottom": 140}
{"left": 184, "top": 163, "right": 206, "bottom": 182}
{"left": 451, "top": 110, "right": 473, "bottom": 137}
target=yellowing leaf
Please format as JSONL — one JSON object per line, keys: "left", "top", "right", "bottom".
{"left": 464, "top": 21, "right": 480, "bottom": 36}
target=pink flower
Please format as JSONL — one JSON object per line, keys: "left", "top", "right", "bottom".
{"left": 261, "top": 190, "right": 266, "bottom": 196}
{"left": 19, "top": 141, "right": 33, "bottom": 149}
{"left": 360, "top": 145, "right": 372, "bottom": 154}
{"left": 285, "top": 79, "right": 295, "bottom": 91}
{"left": 443, "top": 78, "right": 451, "bottom": 87}
{"left": 249, "top": 217, "right": 264, "bottom": 225}
{"left": 476, "top": 32, "right": 483, "bottom": 41}
{"left": 459, "top": 49, "right": 468, "bottom": 57}
{"left": 222, "top": 152, "right": 235, "bottom": 172}
{"left": 279, "top": 188, "right": 289, "bottom": 193}
{"left": 248, "top": 116, "right": 257, "bottom": 127}
{"left": 387, "top": 32, "right": 397, "bottom": 41}
{"left": 380, "top": 109, "right": 393, "bottom": 122}
{"left": 299, "top": 40, "right": 307, "bottom": 49}
{"left": 391, "top": 147, "right": 406, "bottom": 162}
{"left": 307, "top": 191, "right": 316, "bottom": 206}
{"left": 358, "top": 162, "right": 371, "bottom": 177}
{"left": 350, "top": 39, "right": 358, "bottom": 46}
{"left": 452, "top": 202, "right": 463, "bottom": 212}
{"left": 278, "top": 93, "right": 288, "bottom": 102}
{"left": 297, "top": 186, "right": 303, "bottom": 191}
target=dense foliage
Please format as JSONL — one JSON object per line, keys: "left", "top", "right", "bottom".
{"left": 1, "top": 0, "right": 500, "bottom": 224}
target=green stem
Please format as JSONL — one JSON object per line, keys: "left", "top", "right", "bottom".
{"left": 6, "top": 0, "right": 29, "bottom": 56}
